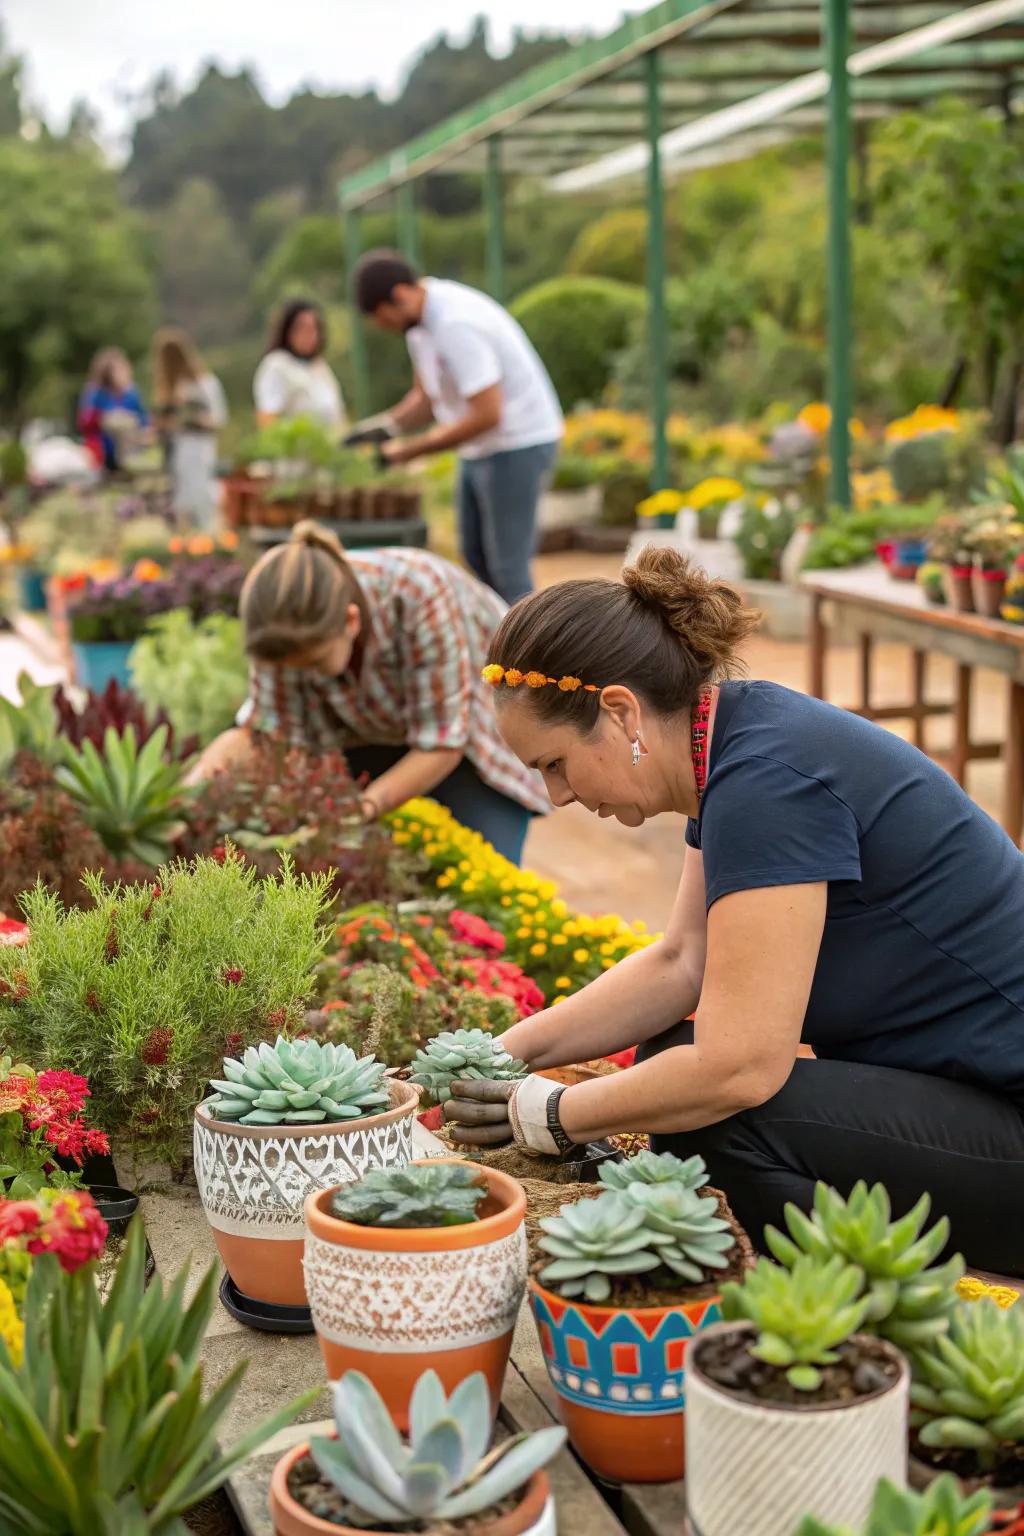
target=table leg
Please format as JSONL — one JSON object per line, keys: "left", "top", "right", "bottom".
{"left": 858, "top": 634, "right": 872, "bottom": 716}
{"left": 1005, "top": 680, "right": 1024, "bottom": 849}
{"left": 809, "top": 594, "right": 826, "bottom": 699}
{"left": 911, "top": 650, "right": 927, "bottom": 751}
{"left": 951, "top": 664, "right": 971, "bottom": 788}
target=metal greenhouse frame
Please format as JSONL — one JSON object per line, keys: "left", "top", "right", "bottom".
{"left": 339, "top": 0, "right": 1024, "bottom": 507}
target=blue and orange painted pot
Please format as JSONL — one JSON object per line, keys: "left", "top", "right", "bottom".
{"left": 528, "top": 1277, "right": 724, "bottom": 1483}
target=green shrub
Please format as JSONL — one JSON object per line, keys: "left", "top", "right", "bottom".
{"left": 129, "top": 610, "right": 249, "bottom": 747}
{"left": 566, "top": 208, "right": 650, "bottom": 285}
{"left": 613, "top": 270, "right": 756, "bottom": 411}
{"left": 510, "top": 276, "right": 645, "bottom": 409}
{"left": 735, "top": 501, "right": 797, "bottom": 581}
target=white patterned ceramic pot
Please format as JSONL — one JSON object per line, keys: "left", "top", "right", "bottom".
{"left": 303, "top": 1159, "right": 528, "bottom": 1429}
{"left": 685, "top": 1323, "right": 909, "bottom": 1536}
{"left": 193, "top": 1080, "right": 419, "bottom": 1307}
{"left": 270, "top": 1443, "right": 553, "bottom": 1536}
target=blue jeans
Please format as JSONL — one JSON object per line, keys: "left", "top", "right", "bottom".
{"left": 345, "top": 745, "right": 532, "bottom": 866}
{"left": 458, "top": 441, "right": 559, "bottom": 605}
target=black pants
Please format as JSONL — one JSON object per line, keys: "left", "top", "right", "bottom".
{"left": 636, "top": 1022, "right": 1024, "bottom": 1276}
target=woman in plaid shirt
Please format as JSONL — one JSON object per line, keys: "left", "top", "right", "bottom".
{"left": 194, "top": 522, "right": 547, "bottom": 862}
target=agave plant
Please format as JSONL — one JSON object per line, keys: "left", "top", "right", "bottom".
{"left": 537, "top": 1191, "right": 665, "bottom": 1303}
{"left": 600, "top": 1149, "right": 710, "bottom": 1194}
{"left": 624, "top": 1183, "right": 735, "bottom": 1283}
{"left": 331, "top": 1163, "right": 488, "bottom": 1228}
{"left": 410, "top": 1027, "right": 526, "bottom": 1105}
{"left": 722, "top": 1253, "right": 871, "bottom": 1392}
{"left": 55, "top": 723, "right": 188, "bottom": 865}
{"left": 206, "top": 1037, "right": 390, "bottom": 1125}
{"left": 792, "top": 1473, "right": 992, "bottom": 1536}
{"left": 307, "top": 1370, "right": 565, "bottom": 1527}
{"left": 911, "top": 1299, "right": 1024, "bottom": 1466}
{"left": 764, "top": 1181, "right": 964, "bottom": 1351}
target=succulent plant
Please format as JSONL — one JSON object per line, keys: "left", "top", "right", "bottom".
{"left": 307, "top": 1369, "right": 565, "bottom": 1527}
{"left": 538, "top": 1190, "right": 665, "bottom": 1303}
{"left": 911, "top": 1299, "right": 1024, "bottom": 1465}
{"left": 410, "top": 1027, "right": 526, "bottom": 1105}
{"left": 722, "top": 1253, "right": 872, "bottom": 1392}
{"left": 330, "top": 1162, "right": 488, "bottom": 1228}
{"left": 600, "top": 1148, "right": 710, "bottom": 1194}
{"left": 764, "top": 1181, "right": 964, "bottom": 1351}
{"left": 792, "top": 1473, "right": 992, "bottom": 1536}
{"left": 206, "top": 1037, "right": 390, "bottom": 1125}
{"left": 623, "top": 1183, "right": 735, "bottom": 1283}
{"left": 55, "top": 723, "right": 187, "bottom": 865}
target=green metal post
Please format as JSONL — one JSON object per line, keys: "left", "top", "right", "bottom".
{"left": 342, "top": 208, "right": 371, "bottom": 420}
{"left": 644, "top": 49, "right": 670, "bottom": 494}
{"left": 825, "top": 0, "right": 853, "bottom": 510}
{"left": 396, "top": 181, "right": 420, "bottom": 269}
{"left": 484, "top": 136, "right": 505, "bottom": 304}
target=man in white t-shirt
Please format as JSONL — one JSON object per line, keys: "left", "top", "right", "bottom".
{"left": 352, "top": 250, "right": 563, "bottom": 605}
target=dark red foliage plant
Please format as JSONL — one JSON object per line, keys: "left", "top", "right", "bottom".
{"left": 53, "top": 679, "right": 198, "bottom": 761}
{"left": 0, "top": 756, "right": 108, "bottom": 915}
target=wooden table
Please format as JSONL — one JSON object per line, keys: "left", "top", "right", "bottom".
{"left": 802, "top": 566, "right": 1024, "bottom": 848}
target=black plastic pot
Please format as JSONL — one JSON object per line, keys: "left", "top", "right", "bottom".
{"left": 89, "top": 1185, "right": 139, "bottom": 1237}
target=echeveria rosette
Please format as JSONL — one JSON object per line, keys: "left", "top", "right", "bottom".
{"left": 410, "top": 1027, "right": 526, "bottom": 1106}
{"left": 330, "top": 1163, "right": 488, "bottom": 1229}
{"left": 538, "top": 1190, "right": 665, "bottom": 1304}
{"left": 206, "top": 1037, "right": 390, "bottom": 1126}
{"left": 600, "top": 1148, "right": 710, "bottom": 1195}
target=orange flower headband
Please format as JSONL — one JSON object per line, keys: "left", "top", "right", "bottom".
{"left": 481, "top": 664, "right": 598, "bottom": 693}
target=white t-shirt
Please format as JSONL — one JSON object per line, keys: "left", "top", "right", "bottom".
{"left": 253, "top": 351, "right": 346, "bottom": 431}
{"left": 405, "top": 279, "right": 563, "bottom": 459}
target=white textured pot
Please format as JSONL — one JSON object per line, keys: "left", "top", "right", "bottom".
{"left": 685, "top": 1324, "right": 909, "bottom": 1536}
{"left": 193, "top": 1080, "right": 419, "bottom": 1307}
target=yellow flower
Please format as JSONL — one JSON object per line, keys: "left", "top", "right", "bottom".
{"left": 573, "top": 948, "right": 590, "bottom": 964}
{"left": 501, "top": 896, "right": 512, "bottom": 907}
{"left": 392, "top": 832, "right": 410, "bottom": 846}
{"left": 599, "top": 943, "right": 616, "bottom": 957}
{"left": 636, "top": 489, "right": 686, "bottom": 519}
{"left": 552, "top": 899, "right": 567, "bottom": 918}
{"left": 529, "top": 942, "right": 547, "bottom": 958}
{"left": 551, "top": 934, "right": 568, "bottom": 946}
{"left": 0, "top": 1278, "right": 23, "bottom": 1368}
{"left": 437, "top": 875, "right": 453, "bottom": 889}
{"left": 555, "top": 977, "right": 572, "bottom": 990}
{"left": 797, "top": 402, "right": 831, "bottom": 436}
{"left": 481, "top": 664, "right": 505, "bottom": 686}
{"left": 685, "top": 477, "right": 745, "bottom": 512}
{"left": 885, "top": 404, "right": 961, "bottom": 442}
{"left": 516, "top": 927, "right": 531, "bottom": 939}
{"left": 552, "top": 995, "right": 566, "bottom": 1006}
{"left": 601, "top": 958, "right": 615, "bottom": 970}
{"left": 534, "top": 928, "right": 548, "bottom": 941}
{"left": 957, "top": 1276, "right": 1019, "bottom": 1308}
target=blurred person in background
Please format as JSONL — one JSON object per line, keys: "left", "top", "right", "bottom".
{"left": 253, "top": 299, "right": 346, "bottom": 431}
{"left": 78, "top": 348, "right": 149, "bottom": 473}
{"left": 152, "top": 327, "right": 227, "bottom": 529}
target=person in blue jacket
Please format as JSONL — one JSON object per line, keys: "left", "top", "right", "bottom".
{"left": 78, "top": 347, "right": 149, "bottom": 472}
{"left": 444, "top": 546, "right": 1024, "bottom": 1275}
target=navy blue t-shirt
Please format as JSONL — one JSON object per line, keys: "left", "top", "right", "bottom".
{"left": 686, "top": 681, "right": 1024, "bottom": 1103}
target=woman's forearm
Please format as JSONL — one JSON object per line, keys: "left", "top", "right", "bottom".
{"left": 364, "top": 747, "right": 462, "bottom": 816}
{"left": 557, "top": 1045, "right": 766, "bottom": 1142}
{"left": 500, "top": 938, "right": 703, "bottom": 1070}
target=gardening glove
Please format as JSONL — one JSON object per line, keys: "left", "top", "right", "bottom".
{"left": 445, "top": 1075, "right": 571, "bottom": 1158}
{"left": 343, "top": 414, "right": 396, "bottom": 448}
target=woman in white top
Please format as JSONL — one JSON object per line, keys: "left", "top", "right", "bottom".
{"left": 151, "top": 327, "right": 228, "bottom": 530}
{"left": 253, "top": 299, "right": 346, "bottom": 432}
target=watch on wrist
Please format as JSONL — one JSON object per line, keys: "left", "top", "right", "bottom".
{"left": 545, "top": 1085, "right": 573, "bottom": 1154}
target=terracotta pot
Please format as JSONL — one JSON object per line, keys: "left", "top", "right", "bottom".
{"left": 944, "top": 565, "right": 976, "bottom": 613}
{"left": 269, "top": 1442, "right": 554, "bottom": 1536}
{"left": 303, "top": 1158, "right": 527, "bottom": 1428}
{"left": 684, "top": 1323, "right": 909, "bottom": 1536}
{"left": 909, "top": 1450, "right": 1024, "bottom": 1509}
{"left": 528, "top": 1275, "right": 725, "bottom": 1484}
{"left": 974, "top": 569, "right": 1008, "bottom": 620}
{"left": 222, "top": 473, "right": 259, "bottom": 529}
{"left": 193, "top": 1080, "right": 419, "bottom": 1308}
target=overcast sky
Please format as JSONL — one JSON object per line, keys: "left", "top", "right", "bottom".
{"left": 2, "top": 0, "right": 634, "bottom": 146}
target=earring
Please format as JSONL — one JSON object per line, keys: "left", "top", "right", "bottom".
{"left": 631, "top": 736, "right": 642, "bottom": 768}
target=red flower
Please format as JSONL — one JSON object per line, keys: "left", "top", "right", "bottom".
{"left": 450, "top": 910, "right": 506, "bottom": 955}
{"left": 211, "top": 845, "right": 227, "bottom": 864}
{"left": 35, "top": 1070, "right": 89, "bottom": 1108}
{"left": 221, "top": 967, "right": 244, "bottom": 986}
{"left": 141, "top": 1027, "right": 173, "bottom": 1067}
{"left": 268, "top": 1007, "right": 288, "bottom": 1029}
{"left": 224, "top": 1032, "right": 243, "bottom": 1052}
{"left": 29, "top": 1191, "right": 107, "bottom": 1273}
{"left": 104, "top": 920, "right": 119, "bottom": 964}
{"left": 0, "top": 1201, "right": 41, "bottom": 1241}
{"left": 85, "top": 989, "right": 101, "bottom": 1013}
{"left": 141, "top": 885, "right": 161, "bottom": 922}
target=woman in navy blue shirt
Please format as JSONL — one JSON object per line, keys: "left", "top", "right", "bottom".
{"left": 444, "top": 546, "right": 1024, "bottom": 1273}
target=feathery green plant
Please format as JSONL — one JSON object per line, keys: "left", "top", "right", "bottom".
{"left": 331, "top": 1163, "right": 488, "bottom": 1228}
{"left": 765, "top": 1181, "right": 964, "bottom": 1351}
{"left": 206, "top": 1037, "right": 389, "bottom": 1125}
{"left": 307, "top": 1370, "right": 565, "bottom": 1527}
{"left": 792, "top": 1474, "right": 992, "bottom": 1536}
{"left": 722, "top": 1253, "right": 871, "bottom": 1392}
{"left": 0, "top": 1221, "right": 316, "bottom": 1535}
{"left": 55, "top": 724, "right": 188, "bottom": 865}
{"left": 410, "top": 1027, "right": 526, "bottom": 1105}
{"left": 911, "top": 1299, "right": 1024, "bottom": 1466}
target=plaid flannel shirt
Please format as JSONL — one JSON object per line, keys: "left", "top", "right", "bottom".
{"left": 241, "top": 547, "right": 549, "bottom": 815}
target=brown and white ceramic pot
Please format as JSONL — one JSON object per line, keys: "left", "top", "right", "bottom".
{"left": 193, "top": 1080, "right": 419, "bottom": 1307}
{"left": 303, "top": 1159, "right": 528, "bottom": 1428}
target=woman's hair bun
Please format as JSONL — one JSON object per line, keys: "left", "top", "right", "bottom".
{"left": 289, "top": 519, "right": 347, "bottom": 564}
{"left": 622, "top": 545, "right": 760, "bottom": 676}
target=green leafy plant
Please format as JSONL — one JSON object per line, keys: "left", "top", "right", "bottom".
{"left": 764, "top": 1182, "right": 964, "bottom": 1352}
{"left": 330, "top": 1162, "right": 488, "bottom": 1229}
{"left": 911, "top": 1299, "right": 1024, "bottom": 1467}
{"left": 0, "top": 1220, "right": 316, "bottom": 1535}
{"left": 55, "top": 724, "right": 189, "bottom": 865}
{"left": 0, "top": 853, "right": 333, "bottom": 1160}
{"left": 129, "top": 611, "right": 249, "bottom": 748}
{"left": 304, "top": 1369, "right": 566, "bottom": 1527}
{"left": 735, "top": 499, "right": 797, "bottom": 582}
{"left": 721, "top": 1254, "right": 871, "bottom": 1392}
{"left": 538, "top": 1191, "right": 665, "bottom": 1303}
{"left": 0, "top": 672, "right": 60, "bottom": 774}
{"left": 205, "top": 1037, "right": 389, "bottom": 1125}
{"left": 599, "top": 1148, "right": 710, "bottom": 1194}
{"left": 792, "top": 1473, "right": 992, "bottom": 1536}
{"left": 410, "top": 1027, "right": 526, "bottom": 1106}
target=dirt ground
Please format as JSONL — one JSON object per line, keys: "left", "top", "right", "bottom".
{"left": 524, "top": 550, "right": 1012, "bottom": 930}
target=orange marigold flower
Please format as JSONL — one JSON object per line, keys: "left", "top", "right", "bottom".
{"left": 186, "top": 534, "right": 215, "bottom": 556}
{"left": 524, "top": 671, "right": 548, "bottom": 689}
{"left": 504, "top": 668, "right": 524, "bottom": 687}
{"left": 168, "top": 536, "right": 185, "bottom": 554}
{"left": 132, "top": 559, "right": 164, "bottom": 582}
{"left": 481, "top": 664, "right": 505, "bottom": 686}
{"left": 558, "top": 676, "right": 581, "bottom": 692}
{"left": 219, "top": 530, "right": 239, "bottom": 549}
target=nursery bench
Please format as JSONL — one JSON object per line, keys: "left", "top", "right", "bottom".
{"left": 801, "top": 565, "right": 1024, "bottom": 848}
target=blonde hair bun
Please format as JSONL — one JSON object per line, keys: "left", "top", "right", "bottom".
{"left": 622, "top": 545, "right": 760, "bottom": 676}
{"left": 289, "top": 519, "right": 348, "bottom": 564}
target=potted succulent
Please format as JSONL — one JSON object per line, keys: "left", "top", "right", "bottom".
{"left": 908, "top": 1299, "right": 1024, "bottom": 1507}
{"left": 195, "top": 1035, "right": 419, "bottom": 1309}
{"left": 917, "top": 561, "right": 947, "bottom": 606}
{"left": 793, "top": 1472, "right": 993, "bottom": 1535}
{"left": 303, "top": 1159, "right": 527, "bottom": 1427}
{"left": 529, "top": 1150, "right": 750, "bottom": 1483}
{"left": 685, "top": 1252, "right": 910, "bottom": 1536}
{"left": 968, "top": 520, "right": 1018, "bottom": 619}
{"left": 928, "top": 515, "right": 976, "bottom": 613}
{"left": 270, "top": 1368, "right": 565, "bottom": 1536}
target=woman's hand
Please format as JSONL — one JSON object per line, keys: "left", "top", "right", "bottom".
{"left": 443, "top": 1080, "right": 515, "bottom": 1146}
{"left": 444, "top": 1076, "right": 572, "bottom": 1157}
